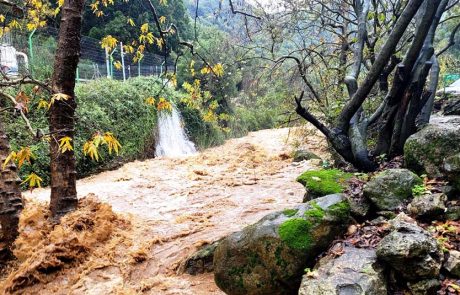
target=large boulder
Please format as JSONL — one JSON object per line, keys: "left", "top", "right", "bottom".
{"left": 298, "top": 246, "right": 387, "bottom": 295}
{"left": 376, "top": 218, "right": 443, "bottom": 281}
{"left": 443, "top": 153, "right": 460, "bottom": 191}
{"left": 363, "top": 169, "right": 422, "bottom": 211}
{"left": 213, "top": 194, "right": 351, "bottom": 295}
{"left": 297, "top": 169, "right": 352, "bottom": 201}
{"left": 404, "top": 116, "right": 460, "bottom": 177}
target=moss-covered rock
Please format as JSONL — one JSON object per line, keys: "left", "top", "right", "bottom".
{"left": 213, "top": 194, "right": 351, "bottom": 295}
{"left": 363, "top": 169, "right": 422, "bottom": 210}
{"left": 404, "top": 116, "right": 460, "bottom": 178}
{"left": 297, "top": 169, "right": 353, "bottom": 201}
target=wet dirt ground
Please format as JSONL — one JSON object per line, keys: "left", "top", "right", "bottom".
{"left": 25, "top": 127, "right": 328, "bottom": 294}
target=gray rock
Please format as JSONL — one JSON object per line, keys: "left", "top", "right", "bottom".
{"left": 446, "top": 205, "right": 460, "bottom": 220}
{"left": 345, "top": 195, "right": 371, "bottom": 218}
{"left": 443, "top": 98, "right": 460, "bottom": 116}
{"left": 443, "top": 153, "right": 460, "bottom": 191}
{"left": 298, "top": 246, "right": 387, "bottom": 295}
{"left": 376, "top": 220, "right": 442, "bottom": 281}
{"left": 407, "top": 193, "right": 447, "bottom": 220}
{"left": 181, "top": 241, "right": 219, "bottom": 275}
{"left": 292, "top": 149, "right": 321, "bottom": 162}
{"left": 444, "top": 250, "right": 460, "bottom": 278}
{"left": 407, "top": 279, "right": 441, "bottom": 295}
{"left": 213, "top": 194, "right": 351, "bottom": 295}
{"left": 404, "top": 116, "right": 460, "bottom": 177}
{"left": 363, "top": 169, "right": 422, "bottom": 210}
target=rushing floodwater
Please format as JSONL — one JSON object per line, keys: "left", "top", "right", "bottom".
{"left": 155, "top": 106, "right": 197, "bottom": 157}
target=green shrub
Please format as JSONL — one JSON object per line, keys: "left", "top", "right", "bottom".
{"left": 6, "top": 77, "right": 192, "bottom": 185}
{"left": 177, "top": 101, "right": 225, "bottom": 148}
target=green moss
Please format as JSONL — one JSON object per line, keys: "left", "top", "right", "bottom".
{"left": 296, "top": 169, "right": 353, "bottom": 196}
{"left": 228, "top": 267, "right": 245, "bottom": 290}
{"left": 274, "top": 246, "right": 287, "bottom": 267}
{"left": 282, "top": 209, "right": 299, "bottom": 217}
{"left": 304, "top": 202, "right": 325, "bottom": 220}
{"left": 278, "top": 218, "right": 313, "bottom": 250}
{"left": 248, "top": 252, "right": 261, "bottom": 268}
{"left": 326, "top": 201, "right": 350, "bottom": 220}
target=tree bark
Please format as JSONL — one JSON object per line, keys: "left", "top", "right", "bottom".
{"left": 0, "top": 120, "right": 23, "bottom": 261}
{"left": 49, "top": 0, "right": 85, "bottom": 219}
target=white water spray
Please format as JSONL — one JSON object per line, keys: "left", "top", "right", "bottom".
{"left": 155, "top": 106, "right": 197, "bottom": 157}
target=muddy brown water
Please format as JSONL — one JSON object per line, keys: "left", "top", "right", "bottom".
{"left": 25, "top": 127, "right": 328, "bottom": 294}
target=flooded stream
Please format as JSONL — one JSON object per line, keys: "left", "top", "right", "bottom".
{"left": 25, "top": 127, "right": 328, "bottom": 294}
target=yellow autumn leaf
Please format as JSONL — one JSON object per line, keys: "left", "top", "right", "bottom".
{"left": 38, "top": 99, "right": 49, "bottom": 110}
{"left": 145, "top": 97, "right": 156, "bottom": 106}
{"left": 83, "top": 140, "right": 100, "bottom": 161}
{"left": 3, "top": 151, "right": 16, "bottom": 170}
{"left": 58, "top": 136, "right": 73, "bottom": 153}
{"left": 21, "top": 173, "right": 43, "bottom": 189}
{"left": 101, "top": 35, "right": 118, "bottom": 51}
{"left": 16, "top": 147, "right": 33, "bottom": 168}
{"left": 50, "top": 93, "right": 71, "bottom": 106}
{"left": 103, "top": 132, "right": 121, "bottom": 155}
{"left": 200, "top": 66, "right": 211, "bottom": 75}
{"left": 140, "top": 23, "right": 149, "bottom": 34}
{"left": 213, "top": 63, "right": 224, "bottom": 77}
{"left": 159, "top": 16, "right": 166, "bottom": 24}
{"left": 8, "top": 19, "right": 21, "bottom": 29}
{"left": 123, "top": 45, "right": 135, "bottom": 54}
{"left": 157, "top": 97, "right": 173, "bottom": 112}
{"left": 127, "top": 18, "right": 135, "bottom": 26}
{"left": 155, "top": 37, "right": 164, "bottom": 49}
{"left": 114, "top": 60, "right": 122, "bottom": 70}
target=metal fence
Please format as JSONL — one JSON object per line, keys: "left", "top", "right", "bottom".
{"left": 2, "top": 27, "right": 174, "bottom": 82}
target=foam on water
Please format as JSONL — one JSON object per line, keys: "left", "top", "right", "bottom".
{"left": 155, "top": 106, "right": 197, "bottom": 157}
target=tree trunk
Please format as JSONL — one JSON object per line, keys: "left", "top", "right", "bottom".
{"left": 49, "top": 0, "right": 85, "bottom": 219}
{"left": 0, "top": 120, "right": 23, "bottom": 261}
{"left": 375, "top": 0, "right": 440, "bottom": 156}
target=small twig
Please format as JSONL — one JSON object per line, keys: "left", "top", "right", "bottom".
{"left": 228, "top": 0, "right": 261, "bottom": 19}
{"left": 0, "top": 92, "right": 35, "bottom": 136}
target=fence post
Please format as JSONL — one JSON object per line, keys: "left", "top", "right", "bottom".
{"left": 105, "top": 48, "right": 111, "bottom": 78}
{"left": 138, "top": 59, "right": 141, "bottom": 77}
{"left": 28, "top": 29, "right": 36, "bottom": 75}
{"left": 120, "top": 42, "right": 126, "bottom": 81}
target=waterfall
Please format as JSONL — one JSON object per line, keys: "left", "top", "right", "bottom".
{"left": 155, "top": 106, "right": 197, "bottom": 157}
